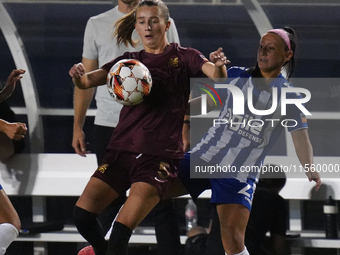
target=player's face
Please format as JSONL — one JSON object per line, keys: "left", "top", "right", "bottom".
{"left": 257, "top": 33, "right": 292, "bottom": 78}
{"left": 135, "top": 6, "right": 170, "bottom": 52}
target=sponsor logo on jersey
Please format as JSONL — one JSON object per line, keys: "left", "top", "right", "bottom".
{"left": 300, "top": 113, "right": 307, "bottom": 123}
{"left": 169, "top": 57, "right": 179, "bottom": 67}
{"left": 199, "top": 54, "right": 208, "bottom": 61}
{"left": 217, "top": 108, "right": 264, "bottom": 144}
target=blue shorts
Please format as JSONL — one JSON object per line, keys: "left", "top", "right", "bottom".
{"left": 210, "top": 178, "right": 255, "bottom": 211}
{"left": 0, "top": 184, "right": 2, "bottom": 190}
{"left": 178, "top": 153, "right": 256, "bottom": 211}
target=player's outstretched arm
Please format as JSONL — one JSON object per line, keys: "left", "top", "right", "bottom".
{"left": 69, "top": 63, "right": 107, "bottom": 90}
{"left": 0, "top": 69, "right": 25, "bottom": 103}
{"left": 202, "top": 47, "right": 229, "bottom": 80}
{"left": 291, "top": 129, "right": 321, "bottom": 190}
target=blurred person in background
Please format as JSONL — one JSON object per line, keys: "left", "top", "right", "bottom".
{"left": 0, "top": 69, "right": 27, "bottom": 255}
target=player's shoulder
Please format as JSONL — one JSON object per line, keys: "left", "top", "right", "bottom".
{"left": 273, "top": 75, "right": 301, "bottom": 97}
{"left": 280, "top": 79, "right": 293, "bottom": 88}
{"left": 175, "top": 43, "right": 197, "bottom": 53}
{"left": 87, "top": 6, "right": 118, "bottom": 23}
{"left": 174, "top": 44, "right": 207, "bottom": 60}
{"left": 281, "top": 81, "right": 303, "bottom": 99}
{"left": 227, "top": 66, "right": 250, "bottom": 78}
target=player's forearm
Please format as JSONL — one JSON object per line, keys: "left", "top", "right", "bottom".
{"left": 292, "top": 128, "right": 321, "bottom": 189}
{"left": 292, "top": 129, "right": 314, "bottom": 169}
{"left": 213, "top": 65, "right": 227, "bottom": 80}
{"left": 72, "top": 74, "right": 91, "bottom": 90}
{"left": 0, "top": 119, "right": 8, "bottom": 133}
{"left": 0, "top": 119, "right": 11, "bottom": 137}
{"left": 0, "top": 85, "right": 14, "bottom": 103}
{"left": 297, "top": 145, "right": 313, "bottom": 171}
{"left": 202, "top": 62, "right": 227, "bottom": 81}
{"left": 73, "top": 87, "right": 95, "bottom": 130}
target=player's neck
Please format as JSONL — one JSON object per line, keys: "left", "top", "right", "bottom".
{"left": 145, "top": 41, "right": 170, "bottom": 55}
{"left": 260, "top": 69, "right": 281, "bottom": 80}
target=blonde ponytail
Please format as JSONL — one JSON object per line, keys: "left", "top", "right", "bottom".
{"left": 114, "top": 10, "right": 138, "bottom": 47}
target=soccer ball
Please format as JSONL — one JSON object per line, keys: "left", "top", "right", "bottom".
{"left": 107, "top": 59, "right": 152, "bottom": 106}
{"left": 77, "top": 246, "right": 95, "bottom": 255}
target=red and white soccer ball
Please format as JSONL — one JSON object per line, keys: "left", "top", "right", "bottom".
{"left": 107, "top": 59, "right": 152, "bottom": 106}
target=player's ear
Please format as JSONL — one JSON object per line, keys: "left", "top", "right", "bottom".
{"left": 285, "top": 50, "right": 293, "bottom": 62}
{"left": 165, "top": 20, "right": 171, "bottom": 32}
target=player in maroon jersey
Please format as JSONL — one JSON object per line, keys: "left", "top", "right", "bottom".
{"left": 69, "top": 0, "right": 228, "bottom": 254}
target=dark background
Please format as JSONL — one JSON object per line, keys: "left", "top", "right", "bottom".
{"left": 1, "top": 2, "right": 339, "bottom": 255}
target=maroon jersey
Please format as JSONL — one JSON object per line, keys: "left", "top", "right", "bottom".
{"left": 102, "top": 43, "right": 208, "bottom": 159}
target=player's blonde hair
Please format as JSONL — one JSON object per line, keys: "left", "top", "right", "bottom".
{"left": 114, "top": 0, "right": 170, "bottom": 47}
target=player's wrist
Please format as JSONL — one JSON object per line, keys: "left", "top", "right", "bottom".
{"left": 183, "top": 120, "right": 190, "bottom": 127}
{"left": 73, "top": 124, "right": 84, "bottom": 132}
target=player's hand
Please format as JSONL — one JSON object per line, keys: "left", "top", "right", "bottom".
{"left": 0, "top": 69, "right": 25, "bottom": 103}
{"left": 305, "top": 170, "right": 321, "bottom": 191}
{"left": 4, "top": 122, "right": 27, "bottom": 141}
{"left": 209, "top": 48, "right": 230, "bottom": 67}
{"left": 69, "top": 63, "right": 86, "bottom": 79}
{"left": 72, "top": 128, "right": 91, "bottom": 157}
{"left": 6, "top": 69, "right": 26, "bottom": 88}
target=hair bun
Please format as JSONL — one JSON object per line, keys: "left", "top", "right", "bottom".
{"left": 283, "top": 26, "right": 295, "bottom": 37}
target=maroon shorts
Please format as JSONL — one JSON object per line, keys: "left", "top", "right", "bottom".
{"left": 92, "top": 150, "right": 180, "bottom": 199}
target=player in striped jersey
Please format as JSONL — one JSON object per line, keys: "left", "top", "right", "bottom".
{"left": 178, "top": 27, "right": 321, "bottom": 255}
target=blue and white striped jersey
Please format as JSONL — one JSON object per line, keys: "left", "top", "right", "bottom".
{"left": 191, "top": 66, "right": 308, "bottom": 181}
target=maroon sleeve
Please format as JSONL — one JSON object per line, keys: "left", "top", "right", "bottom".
{"left": 186, "top": 47, "right": 209, "bottom": 77}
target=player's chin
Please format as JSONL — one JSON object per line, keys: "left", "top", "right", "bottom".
{"left": 257, "top": 61, "right": 266, "bottom": 68}
{"left": 142, "top": 36, "right": 154, "bottom": 43}
{"left": 143, "top": 38, "right": 160, "bottom": 48}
